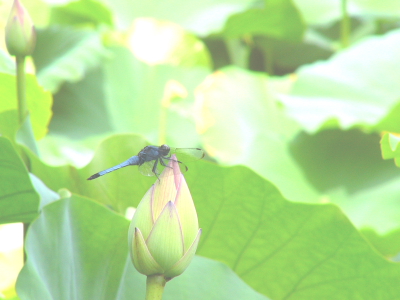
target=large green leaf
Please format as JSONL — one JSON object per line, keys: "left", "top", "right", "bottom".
{"left": 50, "top": 0, "right": 114, "bottom": 27}
{"left": 279, "top": 29, "right": 400, "bottom": 133}
{"left": 193, "top": 66, "right": 319, "bottom": 202}
{"left": 16, "top": 195, "right": 269, "bottom": 300}
{"left": 223, "top": 0, "right": 305, "bottom": 42}
{"left": 361, "top": 228, "right": 400, "bottom": 258}
{"left": 0, "top": 138, "right": 39, "bottom": 224}
{"left": 187, "top": 163, "right": 400, "bottom": 300}
{"left": 99, "top": 0, "right": 254, "bottom": 35}
{"left": 32, "top": 27, "right": 110, "bottom": 93}
{"left": 0, "top": 73, "right": 52, "bottom": 140}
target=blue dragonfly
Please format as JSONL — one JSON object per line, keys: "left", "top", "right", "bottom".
{"left": 87, "top": 144, "right": 204, "bottom": 180}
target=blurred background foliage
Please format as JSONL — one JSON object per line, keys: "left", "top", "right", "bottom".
{"left": 1, "top": 0, "right": 400, "bottom": 299}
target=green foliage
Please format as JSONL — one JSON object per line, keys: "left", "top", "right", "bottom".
{"left": 0, "top": 138, "right": 39, "bottom": 224}
{"left": 0, "top": 73, "right": 52, "bottom": 140}
{"left": 32, "top": 27, "right": 110, "bottom": 93}
{"left": 381, "top": 132, "right": 400, "bottom": 165}
{"left": 223, "top": 0, "right": 305, "bottom": 42}
{"left": 49, "top": 0, "right": 114, "bottom": 27}
{"left": 280, "top": 29, "right": 400, "bottom": 132}
{"left": 16, "top": 196, "right": 270, "bottom": 300}
{"left": 1, "top": 0, "right": 400, "bottom": 299}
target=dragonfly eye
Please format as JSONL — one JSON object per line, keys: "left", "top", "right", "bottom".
{"left": 159, "top": 144, "right": 170, "bottom": 155}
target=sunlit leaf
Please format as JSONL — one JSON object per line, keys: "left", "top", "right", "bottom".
{"left": 381, "top": 132, "right": 400, "bottom": 164}
{"left": 193, "top": 66, "right": 318, "bottom": 202}
{"left": 279, "top": 29, "right": 400, "bottom": 132}
{"left": 352, "top": 0, "right": 400, "bottom": 15}
{"left": 0, "top": 223, "right": 23, "bottom": 298}
{"left": 127, "top": 18, "right": 211, "bottom": 68}
{"left": 99, "top": 0, "right": 255, "bottom": 35}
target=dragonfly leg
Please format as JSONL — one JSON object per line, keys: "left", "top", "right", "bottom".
{"left": 163, "top": 156, "right": 182, "bottom": 164}
{"left": 163, "top": 157, "right": 188, "bottom": 172}
{"left": 160, "top": 157, "right": 173, "bottom": 169}
{"left": 152, "top": 158, "right": 161, "bottom": 181}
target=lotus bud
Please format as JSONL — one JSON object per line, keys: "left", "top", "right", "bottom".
{"left": 5, "top": 0, "right": 36, "bottom": 57}
{"left": 128, "top": 155, "right": 201, "bottom": 280}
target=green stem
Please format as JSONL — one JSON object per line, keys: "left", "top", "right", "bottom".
{"left": 340, "top": 0, "right": 350, "bottom": 48}
{"left": 146, "top": 275, "right": 166, "bottom": 300}
{"left": 16, "top": 55, "right": 27, "bottom": 125}
{"left": 225, "top": 38, "right": 251, "bottom": 69}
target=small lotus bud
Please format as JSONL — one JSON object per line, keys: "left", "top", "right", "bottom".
{"left": 5, "top": 0, "right": 36, "bottom": 57}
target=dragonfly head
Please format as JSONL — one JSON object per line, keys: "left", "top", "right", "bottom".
{"left": 159, "top": 144, "right": 170, "bottom": 156}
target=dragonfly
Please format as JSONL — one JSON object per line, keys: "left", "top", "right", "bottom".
{"left": 87, "top": 144, "right": 204, "bottom": 180}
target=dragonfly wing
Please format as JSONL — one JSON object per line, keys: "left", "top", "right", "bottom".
{"left": 161, "top": 156, "right": 188, "bottom": 173}
{"left": 87, "top": 156, "right": 140, "bottom": 180}
{"left": 170, "top": 148, "right": 205, "bottom": 162}
{"left": 138, "top": 160, "right": 164, "bottom": 176}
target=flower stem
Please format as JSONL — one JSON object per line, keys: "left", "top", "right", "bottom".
{"left": 145, "top": 275, "right": 166, "bottom": 300}
{"left": 340, "top": 0, "right": 350, "bottom": 48}
{"left": 16, "top": 55, "right": 28, "bottom": 125}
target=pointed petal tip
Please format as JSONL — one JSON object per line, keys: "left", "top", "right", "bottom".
{"left": 131, "top": 227, "right": 164, "bottom": 276}
{"left": 164, "top": 229, "right": 202, "bottom": 279}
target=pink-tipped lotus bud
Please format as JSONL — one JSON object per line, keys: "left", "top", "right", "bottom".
{"left": 5, "top": 0, "right": 36, "bottom": 57}
{"left": 128, "top": 155, "right": 201, "bottom": 280}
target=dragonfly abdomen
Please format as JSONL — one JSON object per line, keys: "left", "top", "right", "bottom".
{"left": 87, "top": 156, "right": 140, "bottom": 180}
